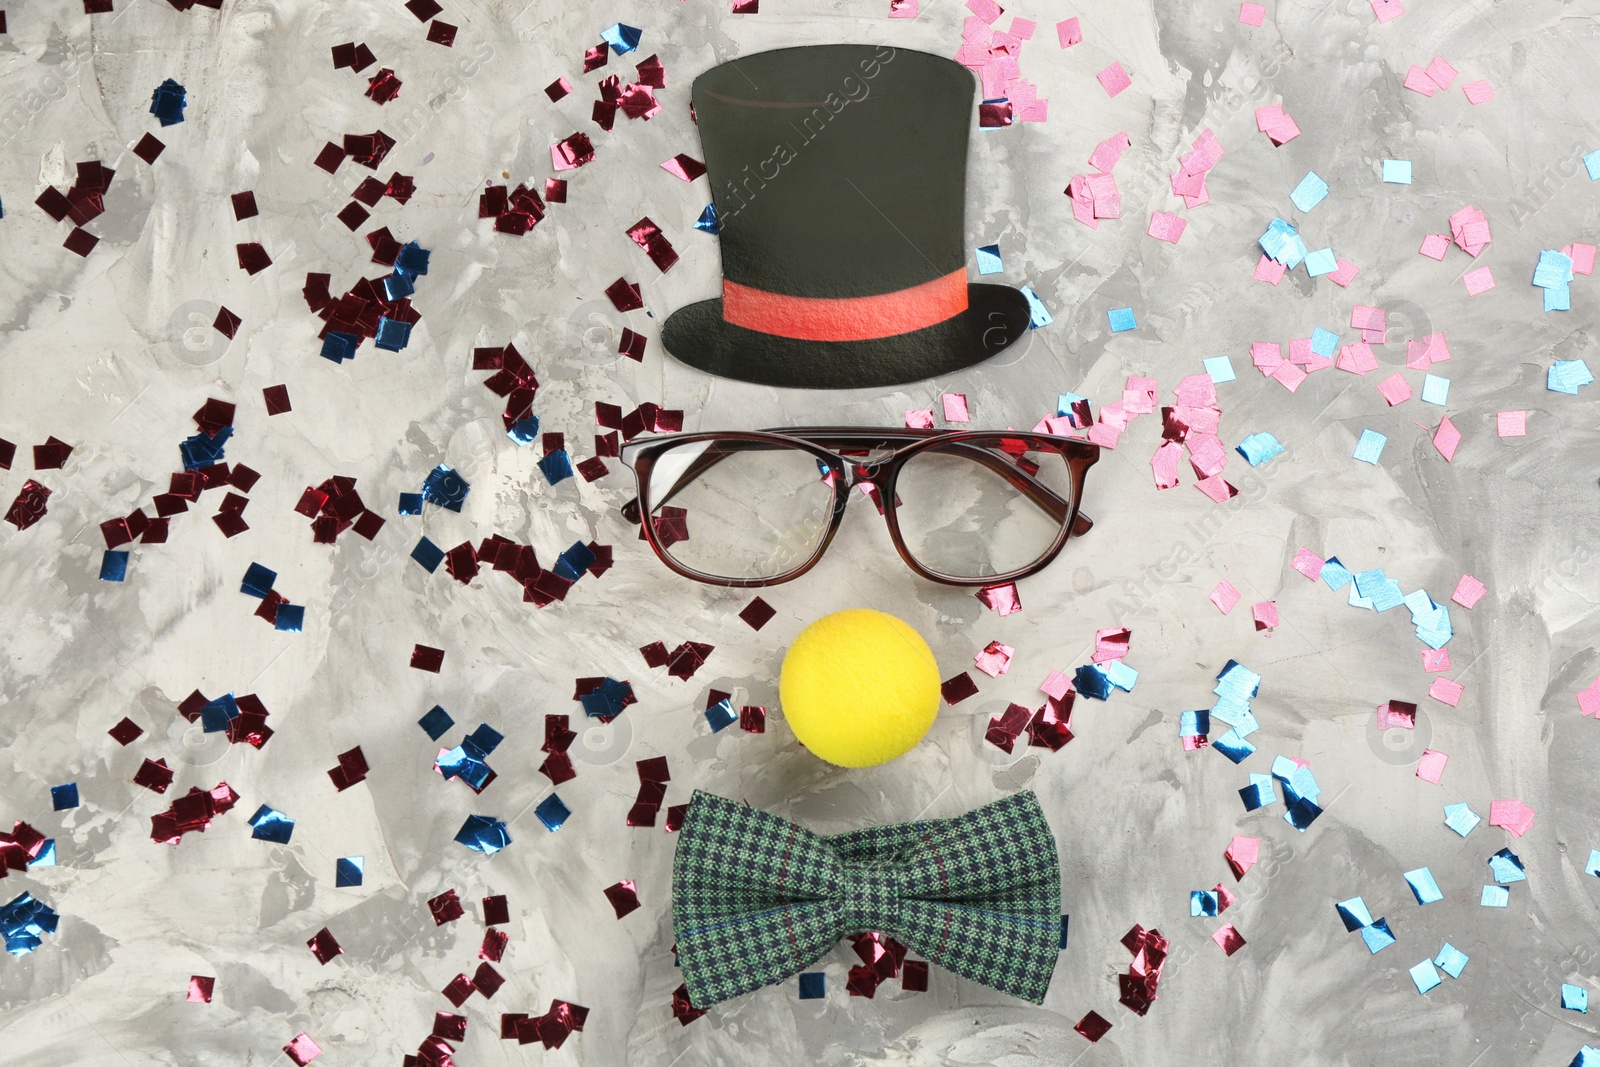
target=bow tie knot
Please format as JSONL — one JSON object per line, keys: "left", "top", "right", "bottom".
{"left": 840, "top": 861, "right": 903, "bottom": 933}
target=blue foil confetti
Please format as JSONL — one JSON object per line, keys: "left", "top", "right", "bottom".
{"left": 395, "top": 241, "right": 430, "bottom": 275}
{"left": 1435, "top": 943, "right": 1468, "bottom": 978}
{"left": 508, "top": 415, "right": 541, "bottom": 445}
{"left": 1, "top": 893, "right": 59, "bottom": 956}
{"left": 411, "top": 536, "right": 445, "bottom": 572}
{"left": 1107, "top": 307, "right": 1137, "bottom": 332}
{"left": 321, "top": 332, "right": 359, "bottom": 363}
{"left": 1304, "top": 247, "right": 1337, "bottom": 277}
{"left": 694, "top": 203, "right": 719, "bottom": 233}
{"left": 705, "top": 698, "right": 738, "bottom": 732}
{"left": 535, "top": 793, "right": 571, "bottom": 832}
{"left": 1573, "top": 1047, "right": 1600, "bottom": 1067}
{"left": 798, "top": 972, "right": 825, "bottom": 999}
{"left": 600, "top": 22, "right": 641, "bottom": 53}
{"left": 180, "top": 426, "right": 232, "bottom": 470}
{"left": 579, "top": 677, "right": 632, "bottom": 719}
{"left": 975, "top": 244, "right": 1004, "bottom": 274}
{"left": 373, "top": 317, "right": 412, "bottom": 351}
{"left": 248, "top": 804, "right": 296, "bottom": 844}
{"left": 1565, "top": 984, "right": 1591, "bottom": 1012}
{"left": 335, "top": 857, "right": 365, "bottom": 887}
{"left": 1059, "top": 914, "right": 1070, "bottom": 950}
{"left": 1445, "top": 802, "right": 1482, "bottom": 837}
{"left": 1190, "top": 890, "right": 1219, "bottom": 917}
{"left": 99, "top": 550, "right": 129, "bottom": 582}
{"left": 1179, "top": 710, "right": 1209, "bottom": 737}
{"left": 1480, "top": 885, "right": 1510, "bottom": 907}
{"left": 422, "top": 465, "right": 470, "bottom": 511}
{"left": 1548, "top": 359, "right": 1595, "bottom": 393}
{"left": 554, "top": 541, "right": 597, "bottom": 581}
{"left": 1311, "top": 327, "right": 1340, "bottom": 357}
{"left": 1101, "top": 660, "right": 1138, "bottom": 692}
{"left": 1021, "top": 286, "right": 1052, "bottom": 328}
{"left": 274, "top": 604, "right": 304, "bottom": 633}
{"left": 1404, "top": 867, "right": 1443, "bottom": 904}
{"left": 1382, "top": 159, "right": 1413, "bottom": 185}
{"left": 1240, "top": 773, "right": 1277, "bottom": 811}
{"left": 1290, "top": 171, "right": 1329, "bottom": 212}
{"left": 1212, "top": 731, "right": 1256, "bottom": 763}
{"left": 454, "top": 814, "right": 511, "bottom": 854}
{"left": 1073, "top": 664, "right": 1112, "bottom": 701}
{"left": 1488, "top": 847, "right": 1526, "bottom": 884}
{"left": 1204, "top": 355, "right": 1236, "bottom": 383}
{"left": 1409, "top": 959, "right": 1441, "bottom": 994}
{"left": 1236, "top": 431, "right": 1285, "bottom": 466}
{"left": 418, "top": 705, "right": 454, "bottom": 740}
{"left": 51, "top": 783, "right": 79, "bottom": 811}
{"left": 1320, "top": 556, "right": 1353, "bottom": 591}
{"left": 1336, "top": 897, "right": 1373, "bottom": 931}
{"left": 241, "top": 562, "right": 276, "bottom": 598}
{"left": 1360, "top": 918, "right": 1396, "bottom": 953}
{"left": 397, "top": 492, "right": 424, "bottom": 515}
{"left": 150, "top": 78, "right": 187, "bottom": 125}
{"left": 1586, "top": 849, "right": 1600, "bottom": 876}
{"left": 201, "top": 694, "right": 240, "bottom": 733}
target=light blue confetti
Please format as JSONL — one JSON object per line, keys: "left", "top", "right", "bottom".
{"left": 1108, "top": 307, "right": 1137, "bottom": 332}
{"left": 1410, "top": 959, "right": 1442, "bottom": 994}
{"left": 975, "top": 244, "right": 1004, "bottom": 274}
{"left": 1204, "top": 355, "right": 1237, "bottom": 383}
{"left": 1361, "top": 918, "right": 1396, "bottom": 953}
{"left": 1191, "top": 890, "right": 1220, "bottom": 917}
{"left": 1586, "top": 149, "right": 1600, "bottom": 181}
{"left": 1382, "top": 159, "right": 1413, "bottom": 185}
{"left": 1421, "top": 374, "right": 1450, "bottom": 405}
{"left": 1565, "top": 984, "right": 1590, "bottom": 1013}
{"left": 1534, "top": 249, "right": 1575, "bottom": 289}
{"left": 1304, "top": 247, "right": 1337, "bottom": 276}
{"left": 1546, "top": 283, "right": 1573, "bottom": 312}
{"left": 1180, "top": 710, "right": 1209, "bottom": 737}
{"left": 1435, "top": 943, "right": 1468, "bottom": 978}
{"left": 1102, "top": 660, "right": 1138, "bottom": 692}
{"left": 1405, "top": 867, "right": 1443, "bottom": 905}
{"left": 1320, "top": 557, "right": 1352, "bottom": 591}
{"left": 1212, "top": 730, "right": 1255, "bottom": 763}
{"left": 1237, "top": 431, "right": 1285, "bottom": 466}
{"left": 1549, "top": 359, "right": 1595, "bottom": 394}
{"left": 1021, "top": 286, "right": 1053, "bottom": 328}
{"left": 1353, "top": 429, "right": 1387, "bottom": 464}
{"left": 1337, "top": 897, "right": 1373, "bottom": 931}
{"left": 1575, "top": 1048, "right": 1600, "bottom": 1067}
{"left": 1311, "top": 327, "right": 1340, "bottom": 357}
{"left": 1586, "top": 849, "right": 1600, "bottom": 876}
{"left": 1488, "top": 848, "right": 1527, "bottom": 884}
{"left": 1480, "top": 884, "right": 1510, "bottom": 907}
{"left": 1290, "top": 171, "right": 1329, "bottom": 212}
{"left": 1445, "top": 802, "right": 1481, "bottom": 837}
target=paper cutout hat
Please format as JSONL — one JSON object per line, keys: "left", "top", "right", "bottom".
{"left": 661, "top": 45, "right": 1032, "bottom": 389}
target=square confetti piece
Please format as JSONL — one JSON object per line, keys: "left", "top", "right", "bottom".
{"left": 1416, "top": 749, "right": 1448, "bottom": 784}
{"left": 535, "top": 793, "right": 571, "bottom": 832}
{"left": 188, "top": 975, "right": 214, "bottom": 1003}
{"left": 1204, "top": 356, "right": 1236, "bottom": 383}
{"left": 1587, "top": 149, "right": 1600, "bottom": 181}
{"left": 1419, "top": 233, "right": 1450, "bottom": 260}
{"left": 1481, "top": 885, "right": 1509, "bottom": 907}
{"left": 1435, "top": 943, "right": 1468, "bottom": 978}
{"left": 1445, "top": 802, "right": 1481, "bottom": 837}
{"left": 1580, "top": 678, "right": 1600, "bottom": 717}
{"left": 1290, "top": 171, "right": 1329, "bottom": 212}
{"left": 411, "top": 645, "right": 444, "bottom": 672}
{"left": 1462, "top": 79, "right": 1493, "bottom": 104}
{"left": 1291, "top": 549, "right": 1323, "bottom": 580}
{"left": 1058, "top": 18, "right": 1082, "bottom": 46}
{"left": 1433, "top": 417, "right": 1461, "bottom": 461}
{"left": 1377, "top": 373, "right": 1412, "bottom": 405}
{"left": 1371, "top": 0, "right": 1403, "bottom": 21}
{"left": 1463, "top": 266, "right": 1495, "bottom": 295}
{"left": 1382, "top": 159, "right": 1412, "bottom": 184}
{"left": 1587, "top": 849, "right": 1600, "bottom": 876}
{"left": 335, "top": 856, "right": 364, "bottom": 887}
{"left": 1497, "top": 410, "right": 1526, "bottom": 437}
{"left": 1429, "top": 677, "right": 1464, "bottom": 706}
{"left": 1210, "top": 581, "right": 1241, "bottom": 614}
{"left": 1107, "top": 307, "right": 1137, "bottom": 332}
{"left": 1252, "top": 601, "right": 1278, "bottom": 631}
{"left": 975, "top": 244, "right": 1003, "bottom": 274}
{"left": 51, "top": 783, "right": 79, "bottom": 810}
{"left": 1213, "top": 923, "right": 1246, "bottom": 955}
{"left": 1451, "top": 574, "right": 1485, "bottom": 608}
{"left": 1565, "top": 984, "right": 1589, "bottom": 1013}
{"left": 1097, "top": 62, "right": 1132, "bottom": 97}
{"left": 1410, "top": 960, "right": 1441, "bottom": 994}
{"left": 1238, "top": 2, "right": 1265, "bottom": 25}
{"left": 942, "top": 393, "right": 970, "bottom": 422}
{"left": 1405, "top": 867, "right": 1443, "bottom": 904}
{"left": 798, "top": 972, "right": 825, "bottom": 999}
{"left": 1075, "top": 1011, "right": 1111, "bottom": 1042}
{"left": 1421, "top": 374, "right": 1449, "bottom": 405}
{"left": 1304, "top": 247, "right": 1337, "bottom": 276}
{"left": 1254, "top": 254, "right": 1287, "bottom": 285}
{"left": 1488, "top": 799, "right": 1535, "bottom": 836}
{"left": 1353, "top": 429, "right": 1386, "bottom": 464}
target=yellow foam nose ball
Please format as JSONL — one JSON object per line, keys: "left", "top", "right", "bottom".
{"left": 779, "top": 609, "right": 941, "bottom": 768}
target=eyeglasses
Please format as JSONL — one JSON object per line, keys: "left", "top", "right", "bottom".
{"left": 619, "top": 427, "right": 1099, "bottom": 587}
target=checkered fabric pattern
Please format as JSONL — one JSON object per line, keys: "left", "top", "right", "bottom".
{"left": 672, "top": 790, "right": 1060, "bottom": 1008}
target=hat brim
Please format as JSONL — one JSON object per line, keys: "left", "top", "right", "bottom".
{"left": 660, "top": 283, "right": 1032, "bottom": 389}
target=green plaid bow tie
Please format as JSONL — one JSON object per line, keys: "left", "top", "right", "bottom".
{"left": 672, "top": 790, "right": 1061, "bottom": 1008}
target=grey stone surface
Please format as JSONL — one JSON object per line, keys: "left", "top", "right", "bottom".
{"left": 1, "top": 0, "right": 1599, "bottom": 1064}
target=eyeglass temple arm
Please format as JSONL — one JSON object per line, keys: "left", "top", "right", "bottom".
{"left": 621, "top": 432, "right": 1094, "bottom": 536}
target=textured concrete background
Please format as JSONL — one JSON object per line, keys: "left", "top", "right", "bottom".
{"left": 2, "top": 0, "right": 1600, "bottom": 1064}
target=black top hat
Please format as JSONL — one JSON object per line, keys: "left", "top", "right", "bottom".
{"left": 661, "top": 45, "right": 1032, "bottom": 390}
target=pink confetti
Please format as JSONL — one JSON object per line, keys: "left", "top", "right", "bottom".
{"left": 1210, "top": 580, "right": 1241, "bottom": 614}
{"left": 1213, "top": 923, "right": 1246, "bottom": 955}
{"left": 1433, "top": 416, "right": 1462, "bottom": 461}
{"left": 1422, "top": 648, "right": 1451, "bottom": 673}
{"left": 1291, "top": 549, "right": 1324, "bottom": 581}
{"left": 1463, "top": 266, "right": 1495, "bottom": 295}
{"left": 1151, "top": 440, "right": 1183, "bottom": 489}
{"left": 966, "top": 0, "right": 1002, "bottom": 20}
{"left": 1377, "top": 700, "right": 1417, "bottom": 730}
{"left": 941, "top": 393, "right": 970, "bottom": 423}
{"left": 1425, "top": 55, "right": 1459, "bottom": 90}
{"left": 1194, "top": 474, "right": 1237, "bottom": 503}
{"left": 973, "top": 640, "right": 1015, "bottom": 678}
{"left": 1350, "top": 305, "right": 1386, "bottom": 332}
{"left": 1570, "top": 243, "right": 1596, "bottom": 275}
{"left": 904, "top": 409, "right": 935, "bottom": 430}
{"left": 1462, "top": 79, "right": 1494, "bottom": 104}
{"left": 1419, "top": 233, "right": 1450, "bottom": 260}
{"left": 283, "top": 1033, "right": 323, "bottom": 1065}
{"left": 1009, "top": 17, "right": 1036, "bottom": 38}
{"left": 1429, "top": 677, "right": 1464, "bottom": 706}
{"left": 660, "top": 154, "right": 706, "bottom": 181}
{"left": 1496, "top": 411, "right": 1526, "bottom": 437}
{"left": 889, "top": 0, "right": 918, "bottom": 15}
{"left": 1238, "top": 1, "right": 1265, "bottom": 25}
{"left": 1370, "top": 0, "right": 1403, "bottom": 21}
{"left": 1329, "top": 258, "right": 1361, "bottom": 288}
{"left": 1093, "top": 627, "right": 1131, "bottom": 663}
{"left": 1041, "top": 669, "right": 1073, "bottom": 702}
{"left": 977, "top": 582, "right": 1021, "bottom": 616}
{"left": 1057, "top": 17, "right": 1082, "bottom": 46}
{"left": 1225, "top": 835, "right": 1260, "bottom": 879}
{"left": 1579, "top": 677, "right": 1600, "bottom": 717}
{"left": 1254, "top": 254, "right": 1287, "bottom": 285}
{"left": 1416, "top": 749, "right": 1449, "bottom": 785}
{"left": 1088, "top": 131, "right": 1131, "bottom": 173}
{"left": 1377, "top": 373, "right": 1412, "bottom": 406}
{"left": 1451, "top": 574, "right": 1486, "bottom": 608}
{"left": 1148, "top": 211, "right": 1188, "bottom": 244}
{"left": 1252, "top": 601, "right": 1279, "bottom": 631}
{"left": 1488, "top": 799, "right": 1535, "bottom": 837}
{"left": 1337, "top": 343, "right": 1378, "bottom": 375}
{"left": 1403, "top": 66, "right": 1437, "bottom": 96}
{"left": 1097, "top": 62, "right": 1132, "bottom": 97}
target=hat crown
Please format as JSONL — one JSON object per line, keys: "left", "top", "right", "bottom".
{"left": 694, "top": 46, "right": 973, "bottom": 300}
